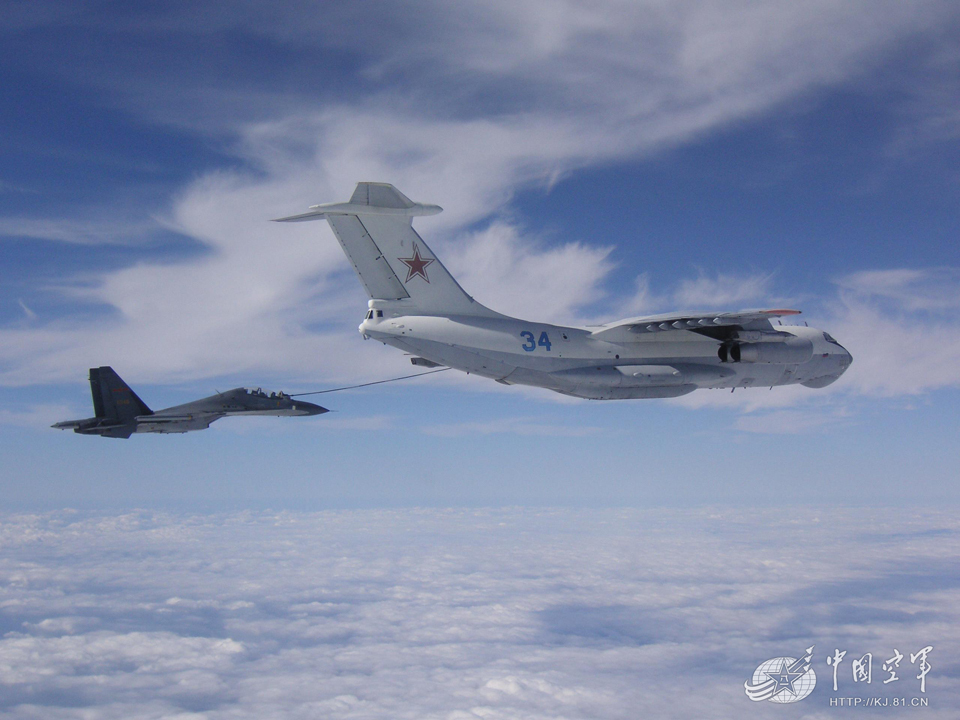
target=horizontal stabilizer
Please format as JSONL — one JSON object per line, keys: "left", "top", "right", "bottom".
{"left": 274, "top": 183, "right": 442, "bottom": 222}
{"left": 275, "top": 182, "right": 498, "bottom": 317}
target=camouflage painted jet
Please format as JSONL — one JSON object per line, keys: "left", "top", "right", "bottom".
{"left": 276, "top": 182, "right": 852, "bottom": 400}
{"left": 53, "top": 367, "right": 327, "bottom": 438}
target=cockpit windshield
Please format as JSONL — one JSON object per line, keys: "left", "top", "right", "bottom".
{"left": 242, "top": 387, "right": 287, "bottom": 398}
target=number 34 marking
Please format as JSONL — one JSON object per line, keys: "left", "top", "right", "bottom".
{"left": 520, "top": 330, "right": 552, "bottom": 352}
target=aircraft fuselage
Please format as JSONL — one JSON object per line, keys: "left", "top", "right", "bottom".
{"left": 360, "top": 309, "right": 851, "bottom": 400}
{"left": 54, "top": 371, "right": 327, "bottom": 439}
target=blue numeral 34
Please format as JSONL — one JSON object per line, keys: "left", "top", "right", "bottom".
{"left": 520, "top": 330, "right": 551, "bottom": 352}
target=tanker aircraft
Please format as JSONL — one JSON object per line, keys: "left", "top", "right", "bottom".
{"left": 54, "top": 366, "right": 327, "bottom": 438}
{"left": 275, "top": 183, "right": 851, "bottom": 400}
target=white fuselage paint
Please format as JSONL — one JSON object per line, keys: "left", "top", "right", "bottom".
{"left": 275, "top": 183, "right": 852, "bottom": 401}
{"left": 359, "top": 309, "right": 852, "bottom": 400}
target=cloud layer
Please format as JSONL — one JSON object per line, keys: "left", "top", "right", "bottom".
{"left": 0, "top": 508, "right": 957, "bottom": 718}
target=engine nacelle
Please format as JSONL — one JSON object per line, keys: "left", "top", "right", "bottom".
{"left": 719, "top": 338, "right": 813, "bottom": 364}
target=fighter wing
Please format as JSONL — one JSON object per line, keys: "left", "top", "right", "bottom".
{"left": 589, "top": 308, "right": 801, "bottom": 341}
{"left": 135, "top": 414, "right": 220, "bottom": 433}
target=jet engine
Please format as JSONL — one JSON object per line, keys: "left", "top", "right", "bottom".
{"left": 718, "top": 337, "right": 813, "bottom": 364}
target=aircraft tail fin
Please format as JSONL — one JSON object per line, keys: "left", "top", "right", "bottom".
{"left": 89, "top": 367, "right": 152, "bottom": 423}
{"left": 275, "top": 182, "right": 498, "bottom": 317}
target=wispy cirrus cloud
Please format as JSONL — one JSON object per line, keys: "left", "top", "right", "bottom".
{"left": 671, "top": 271, "right": 778, "bottom": 309}
{"left": 14, "top": 1, "right": 952, "bottom": 132}
{"left": 0, "top": 216, "right": 161, "bottom": 246}
{"left": 621, "top": 270, "right": 780, "bottom": 319}
{"left": 836, "top": 268, "right": 960, "bottom": 312}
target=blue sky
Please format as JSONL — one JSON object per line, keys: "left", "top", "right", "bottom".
{"left": 2, "top": 2, "right": 960, "bottom": 508}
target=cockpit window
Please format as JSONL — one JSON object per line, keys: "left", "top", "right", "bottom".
{"left": 823, "top": 332, "right": 839, "bottom": 344}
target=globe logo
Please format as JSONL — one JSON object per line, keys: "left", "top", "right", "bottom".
{"left": 745, "top": 646, "right": 817, "bottom": 703}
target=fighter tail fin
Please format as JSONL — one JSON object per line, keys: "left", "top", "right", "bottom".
{"left": 275, "top": 182, "right": 498, "bottom": 317}
{"left": 89, "top": 367, "right": 152, "bottom": 423}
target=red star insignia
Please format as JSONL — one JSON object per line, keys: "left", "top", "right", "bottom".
{"left": 398, "top": 242, "right": 435, "bottom": 283}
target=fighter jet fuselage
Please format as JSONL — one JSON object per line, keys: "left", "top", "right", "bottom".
{"left": 276, "top": 182, "right": 852, "bottom": 400}
{"left": 54, "top": 367, "right": 326, "bottom": 438}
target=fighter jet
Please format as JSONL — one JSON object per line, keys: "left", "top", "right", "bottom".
{"left": 53, "top": 366, "right": 327, "bottom": 438}
{"left": 275, "top": 183, "right": 852, "bottom": 400}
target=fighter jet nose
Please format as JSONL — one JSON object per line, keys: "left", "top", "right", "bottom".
{"left": 294, "top": 401, "right": 328, "bottom": 416}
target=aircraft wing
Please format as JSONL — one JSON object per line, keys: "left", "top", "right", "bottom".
{"left": 135, "top": 414, "right": 220, "bottom": 433}
{"left": 589, "top": 308, "right": 801, "bottom": 341}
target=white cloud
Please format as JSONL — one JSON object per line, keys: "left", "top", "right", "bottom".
{"left": 0, "top": 403, "right": 78, "bottom": 430}
{"left": 0, "top": 508, "right": 957, "bottom": 718}
{"left": 43, "top": 1, "right": 953, "bottom": 138}
{"left": 621, "top": 273, "right": 660, "bottom": 316}
{"left": 829, "top": 268, "right": 960, "bottom": 396}
{"left": 446, "top": 222, "right": 614, "bottom": 323}
{"left": 0, "top": 216, "right": 160, "bottom": 245}
{"left": 619, "top": 270, "right": 780, "bottom": 320}
{"left": 294, "top": 414, "right": 395, "bottom": 432}
{"left": 421, "top": 416, "right": 603, "bottom": 438}
{"left": 734, "top": 408, "right": 848, "bottom": 435}
{"left": 16, "top": 300, "right": 36, "bottom": 321}
{"left": 837, "top": 268, "right": 960, "bottom": 312}
{"left": 670, "top": 376, "right": 816, "bottom": 413}
{"left": 671, "top": 271, "right": 777, "bottom": 309}
{"left": 2, "top": 1, "right": 958, "bottom": 405}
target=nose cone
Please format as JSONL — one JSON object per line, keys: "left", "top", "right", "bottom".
{"left": 292, "top": 400, "right": 328, "bottom": 416}
{"left": 801, "top": 342, "right": 853, "bottom": 389}
{"left": 837, "top": 346, "right": 853, "bottom": 374}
